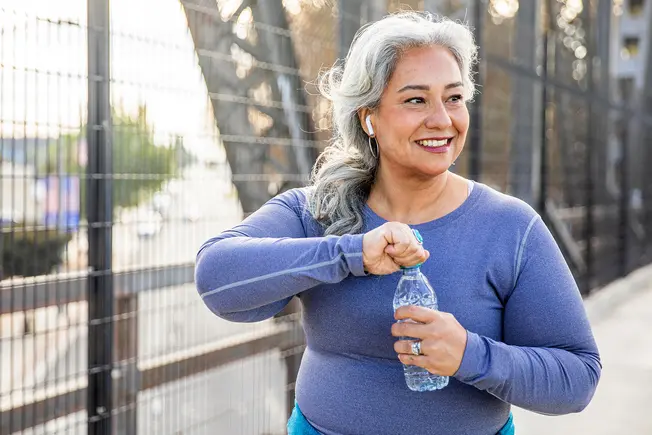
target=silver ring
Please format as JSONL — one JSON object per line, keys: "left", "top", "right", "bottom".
{"left": 410, "top": 341, "right": 422, "bottom": 356}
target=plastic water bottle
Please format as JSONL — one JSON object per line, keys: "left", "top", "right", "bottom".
{"left": 393, "top": 230, "right": 449, "bottom": 392}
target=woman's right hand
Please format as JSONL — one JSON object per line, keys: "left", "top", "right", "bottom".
{"left": 362, "top": 222, "right": 430, "bottom": 275}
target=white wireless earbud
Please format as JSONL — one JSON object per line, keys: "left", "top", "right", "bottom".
{"left": 365, "top": 115, "right": 375, "bottom": 137}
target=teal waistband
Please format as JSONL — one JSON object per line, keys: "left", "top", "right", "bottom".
{"left": 499, "top": 411, "right": 515, "bottom": 435}
{"left": 287, "top": 402, "right": 515, "bottom": 435}
{"left": 287, "top": 402, "right": 322, "bottom": 435}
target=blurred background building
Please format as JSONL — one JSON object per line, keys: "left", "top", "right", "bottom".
{"left": 0, "top": 0, "right": 651, "bottom": 434}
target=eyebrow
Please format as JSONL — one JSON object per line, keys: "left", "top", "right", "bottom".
{"left": 397, "top": 82, "right": 464, "bottom": 92}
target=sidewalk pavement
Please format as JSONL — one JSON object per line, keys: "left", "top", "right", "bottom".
{"left": 513, "top": 264, "right": 652, "bottom": 435}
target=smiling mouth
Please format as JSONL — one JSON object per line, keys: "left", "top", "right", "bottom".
{"left": 415, "top": 138, "right": 452, "bottom": 148}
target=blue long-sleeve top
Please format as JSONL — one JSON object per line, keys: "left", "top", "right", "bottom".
{"left": 195, "top": 182, "right": 601, "bottom": 435}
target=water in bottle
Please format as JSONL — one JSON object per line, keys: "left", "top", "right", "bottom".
{"left": 393, "top": 232, "right": 449, "bottom": 392}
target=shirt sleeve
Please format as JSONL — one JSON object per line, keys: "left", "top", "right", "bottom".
{"left": 453, "top": 215, "right": 602, "bottom": 415}
{"left": 195, "top": 190, "right": 367, "bottom": 323}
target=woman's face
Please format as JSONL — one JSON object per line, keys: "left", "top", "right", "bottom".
{"left": 363, "top": 45, "right": 470, "bottom": 179}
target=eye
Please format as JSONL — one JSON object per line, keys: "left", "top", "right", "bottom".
{"left": 448, "top": 94, "right": 464, "bottom": 103}
{"left": 405, "top": 97, "right": 425, "bottom": 104}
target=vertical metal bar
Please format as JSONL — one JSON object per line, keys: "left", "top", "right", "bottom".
{"left": 338, "top": 0, "right": 362, "bottom": 60}
{"left": 614, "top": 1, "right": 629, "bottom": 278}
{"left": 619, "top": 119, "right": 630, "bottom": 277}
{"left": 597, "top": 0, "right": 612, "bottom": 205}
{"left": 508, "top": 0, "right": 541, "bottom": 203}
{"left": 115, "top": 294, "right": 139, "bottom": 435}
{"left": 583, "top": 2, "right": 594, "bottom": 294}
{"left": 87, "top": 0, "right": 114, "bottom": 433}
{"left": 468, "top": 0, "right": 483, "bottom": 181}
{"left": 539, "top": 3, "right": 550, "bottom": 215}
{"left": 364, "top": 0, "right": 386, "bottom": 22}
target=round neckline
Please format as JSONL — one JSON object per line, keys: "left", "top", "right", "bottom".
{"left": 363, "top": 180, "right": 484, "bottom": 231}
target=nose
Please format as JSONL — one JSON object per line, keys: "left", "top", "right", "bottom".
{"left": 424, "top": 101, "right": 453, "bottom": 130}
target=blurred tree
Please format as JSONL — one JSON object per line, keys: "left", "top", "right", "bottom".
{"left": 112, "top": 107, "right": 179, "bottom": 210}
{"left": 257, "top": 0, "right": 316, "bottom": 181}
{"left": 44, "top": 106, "right": 183, "bottom": 217}
{"left": 183, "top": 0, "right": 389, "bottom": 419}
{"left": 183, "top": 0, "right": 334, "bottom": 213}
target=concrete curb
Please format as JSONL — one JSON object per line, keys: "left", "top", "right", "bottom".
{"left": 584, "top": 264, "right": 652, "bottom": 324}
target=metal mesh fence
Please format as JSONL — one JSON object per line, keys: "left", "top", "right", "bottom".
{"left": 1, "top": 0, "right": 651, "bottom": 434}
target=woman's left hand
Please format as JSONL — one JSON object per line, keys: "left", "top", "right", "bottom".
{"left": 392, "top": 306, "right": 468, "bottom": 377}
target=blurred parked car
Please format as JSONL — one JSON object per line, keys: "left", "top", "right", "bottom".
{"left": 1, "top": 208, "right": 20, "bottom": 226}
{"left": 163, "top": 179, "right": 180, "bottom": 195}
{"left": 136, "top": 209, "right": 163, "bottom": 238}
{"left": 183, "top": 204, "right": 201, "bottom": 222}
{"left": 152, "top": 192, "right": 172, "bottom": 217}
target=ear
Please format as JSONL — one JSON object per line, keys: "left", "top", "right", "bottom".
{"left": 358, "top": 109, "right": 374, "bottom": 137}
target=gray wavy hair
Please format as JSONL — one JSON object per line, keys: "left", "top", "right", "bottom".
{"left": 308, "top": 11, "right": 478, "bottom": 236}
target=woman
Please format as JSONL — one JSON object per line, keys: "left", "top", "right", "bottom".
{"left": 195, "top": 11, "right": 601, "bottom": 435}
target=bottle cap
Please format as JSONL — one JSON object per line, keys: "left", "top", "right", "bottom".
{"left": 401, "top": 229, "right": 424, "bottom": 270}
{"left": 412, "top": 229, "right": 423, "bottom": 244}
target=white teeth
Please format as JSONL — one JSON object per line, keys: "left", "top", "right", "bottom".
{"left": 418, "top": 139, "right": 448, "bottom": 147}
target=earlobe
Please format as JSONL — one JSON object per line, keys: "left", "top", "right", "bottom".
{"left": 365, "top": 115, "right": 375, "bottom": 137}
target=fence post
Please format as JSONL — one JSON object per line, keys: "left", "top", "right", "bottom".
{"left": 468, "top": 0, "right": 483, "bottom": 181}
{"left": 87, "top": 0, "right": 114, "bottom": 433}
{"left": 620, "top": 121, "right": 630, "bottom": 278}
{"left": 114, "top": 292, "right": 139, "bottom": 434}
{"left": 582, "top": 1, "right": 595, "bottom": 294}
{"left": 539, "top": 1, "right": 552, "bottom": 215}
{"left": 508, "top": 0, "right": 541, "bottom": 204}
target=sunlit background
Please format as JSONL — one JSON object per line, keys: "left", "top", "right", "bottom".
{"left": 1, "top": 0, "right": 651, "bottom": 434}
